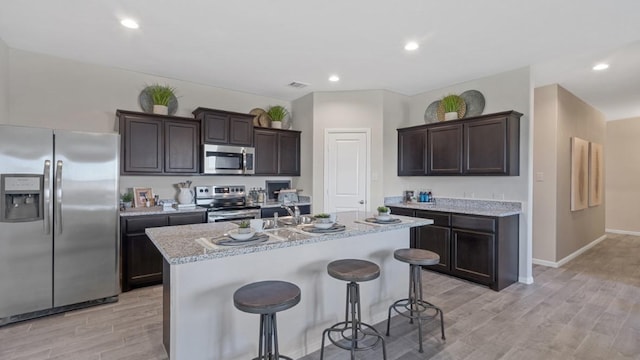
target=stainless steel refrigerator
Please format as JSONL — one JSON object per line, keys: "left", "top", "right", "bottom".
{"left": 0, "top": 125, "right": 120, "bottom": 325}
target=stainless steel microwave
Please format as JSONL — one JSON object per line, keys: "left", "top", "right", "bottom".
{"left": 202, "top": 144, "right": 255, "bottom": 175}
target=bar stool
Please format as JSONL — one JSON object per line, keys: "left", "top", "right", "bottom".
{"left": 386, "top": 248, "right": 445, "bottom": 353}
{"left": 233, "top": 280, "right": 301, "bottom": 360}
{"left": 320, "top": 259, "right": 387, "bottom": 360}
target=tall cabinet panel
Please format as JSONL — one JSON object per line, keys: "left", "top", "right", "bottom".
{"left": 164, "top": 120, "right": 199, "bottom": 173}
{"left": 397, "top": 128, "right": 427, "bottom": 175}
{"left": 254, "top": 129, "right": 278, "bottom": 175}
{"left": 122, "top": 115, "right": 163, "bottom": 173}
{"left": 278, "top": 131, "right": 301, "bottom": 175}
{"left": 428, "top": 123, "right": 463, "bottom": 175}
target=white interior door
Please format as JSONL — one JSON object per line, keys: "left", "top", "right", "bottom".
{"left": 324, "top": 130, "right": 370, "bottom": 213}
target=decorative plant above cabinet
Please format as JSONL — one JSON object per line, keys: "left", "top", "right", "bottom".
{"left": 139, "top": 84, "right": 179, "bottom": 116}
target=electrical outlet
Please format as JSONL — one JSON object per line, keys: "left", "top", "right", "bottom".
{"left": 536, "top": 172, "right": 544, "bottom": 182}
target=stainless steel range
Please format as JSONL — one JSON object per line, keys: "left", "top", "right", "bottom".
{"left": 195, "top": 185, "right": 260, "bottom": 223}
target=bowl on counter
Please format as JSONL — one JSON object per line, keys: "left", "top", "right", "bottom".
{"left": 313, "top": 218, "right": 334, "bottom": 229}
{"left": 228, "top": 229, "right": 256, "bottom": 241}
{"left": 375, "top": 214, "right": 391, "bottom": 221}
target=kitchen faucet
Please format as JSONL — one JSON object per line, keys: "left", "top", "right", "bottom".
{"left": 281, "top": 203, "right": 300, "bottom": 224}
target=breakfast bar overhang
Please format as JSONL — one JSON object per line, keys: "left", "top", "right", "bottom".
{"left": 146, "top": 211, "right": 432, "bottom": 360}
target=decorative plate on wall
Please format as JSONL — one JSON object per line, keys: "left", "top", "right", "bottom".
{"left": 139, "top": 87, "right": 178, "bottom": 115}
{"left": 460, "top": 90, "right": 485, "bottom": 118}
{"left": 424, "top": 101, "right": 440, "bottom": 123}
{"left": 249, "top": 108, "right": 266, "bottom": 126}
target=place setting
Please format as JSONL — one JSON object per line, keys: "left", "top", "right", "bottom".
{"left": 299, "top": 213, "right": 346, "bottom": 234}
{"left": 357, "top": 206, "right": 403, "bottom": 226}
{"left": 196, "top": 220, "right": 270, "bottom": 248}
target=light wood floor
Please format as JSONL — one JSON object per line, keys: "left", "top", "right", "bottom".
{"left": 1, "top": 234, "right": 639, "bottom": 360}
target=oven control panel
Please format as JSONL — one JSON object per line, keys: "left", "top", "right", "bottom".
{"left": 195, "top": 185, "right": 246, "bottom": 199}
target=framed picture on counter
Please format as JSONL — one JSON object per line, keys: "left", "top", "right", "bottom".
{"left": 133, "top": 187, "right": 153, "bottom": 208}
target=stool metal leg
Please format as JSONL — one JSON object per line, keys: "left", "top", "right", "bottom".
{"left": 254, "top": 313, "right": 293, "bottom": 360}
{"left": 386, "top": 265, "right": 445, "bottom": 353}
{"left": 320, "top": 281, "right": 387, "bottom": 360}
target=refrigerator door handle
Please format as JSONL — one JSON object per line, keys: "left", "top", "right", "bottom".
{"left": 55, "top": 160, "right": 63, "bottom": 234}
{"left": 43, "top": 160, "right": 51, "bottom": 234}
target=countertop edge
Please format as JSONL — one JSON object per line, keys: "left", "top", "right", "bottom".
{"left": 385, "top": 202, "right": 521, "bottom": 217}
{"left": 146, "top": 213, "right": 432, "bottom": 265}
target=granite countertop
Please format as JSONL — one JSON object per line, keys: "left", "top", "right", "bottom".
{"left": 146, "top": 211, "right": 432, "bottom": 265}
{"left": 120, "top": 206, "right": 207, "bottom": 217}
{"left": 385, "top": 197, "right": 521, "bottom": 217}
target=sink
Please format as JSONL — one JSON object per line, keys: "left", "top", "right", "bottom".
{"left": 263, "top": 227, "right": 310, "bottom": 241}
{"left": 275, "top": 215, "right": 313, "bottom": 227}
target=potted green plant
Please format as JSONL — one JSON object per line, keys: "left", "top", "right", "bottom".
{"left": 441, "top": 94, "right": 463, "bottom": 120}
{"left": 267, "top": 105, "right": 289, "bottom": 129}
{"left": 377, "top": 206, "right": 390, "bottom": 216}
{"left": 147, "top": 84, "right": 177, "bottom": 115}
{"left": 238, "top": 220, "right": 252, "bottom": 234}
{"left": 121, "top": 192, "right": 134, "bottom": 208}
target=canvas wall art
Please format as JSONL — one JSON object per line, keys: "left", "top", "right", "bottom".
{"left": 589, "top": 142, "right": 604, "bottom": 207}
{"left": 570, "top": 137, "right": 589, "bottom": 211}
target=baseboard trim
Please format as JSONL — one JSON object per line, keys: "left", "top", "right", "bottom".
{"left": 532, "top": 258, "right": 558, "bottom": 268}
{"left": 605, "top": 228, "right": 640, "bottom": 236}
{"left": 518, "top": 276, "right": 534, "bottom": 284}
{"left": 532, "top": 234, "right": 607, "bottom": 268}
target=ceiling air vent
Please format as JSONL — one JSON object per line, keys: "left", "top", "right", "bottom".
{"left": 288, "top": 81, "right": 309, "bottom": 89}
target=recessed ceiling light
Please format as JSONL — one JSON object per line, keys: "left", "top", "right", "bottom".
{"left": 404, "top": 41, "right": 419, "bottom": 51}
{"left": 120, "top": 19, "right": 139, "bottom": 29}
{"left": 329, "top": 75, "right": 340, "bottom": 82}
{"left": 593, "top": 63, "right": 609, "bottom": 71}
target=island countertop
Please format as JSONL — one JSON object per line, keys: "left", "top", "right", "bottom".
{"left": 146, "top": 211, "right": 432, "bottom": 265}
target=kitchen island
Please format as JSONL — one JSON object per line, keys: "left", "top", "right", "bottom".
{"left": 146, "top": 211, "right": 432, "bottom": 360}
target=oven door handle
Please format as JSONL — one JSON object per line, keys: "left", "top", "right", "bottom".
{"left": 213, "top": 210, "right": 259, "bottom": 217}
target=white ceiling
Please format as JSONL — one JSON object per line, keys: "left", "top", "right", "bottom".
{"left": 1, "top": 0, "right": 639, "bottom": 120}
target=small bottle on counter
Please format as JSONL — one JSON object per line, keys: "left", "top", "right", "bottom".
{"left": 257, "top": 188, "right": 265, "bottom": 203}
{"left": 427, "top": 191, "right": 433, "bottom": 203}
{"left": 273, "top": 212, "right": 278, "bottom": 228}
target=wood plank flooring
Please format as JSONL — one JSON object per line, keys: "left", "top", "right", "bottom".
{"left": 1, "top": 233, "right": 639, "bottom": 360}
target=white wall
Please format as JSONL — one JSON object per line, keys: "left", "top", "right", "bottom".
{"left": 311, "top": 90, "right": 385, "bottom": 211}
{"left": 606, "top": 116, "right": 640, "bottom": 233}
{"left": 0, "top": 38, "right": 8, "bottom": 123}
{"left": 387, "top": 67, "right": 533, "bottom": 283}
{"left": 6, "top": 49, "right": 296, "bottom": 199}
{"left": 532, "top": 85, "right": 558, "bottom": 262}
{"left": 291, "top": 93, "right": 314, "bottom": 211}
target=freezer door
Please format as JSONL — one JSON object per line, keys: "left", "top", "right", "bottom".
{"left": 53, "top": 130, "right": 120, "bottom": 307}
{"left": 0, "top": 125, "right": 54, "bottom": 318}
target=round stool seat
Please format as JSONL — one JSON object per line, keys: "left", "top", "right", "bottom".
{"left": 234, "top": 280, "right": 301, "bottom": 314}
{"left": 394, "top": 248, "right": 439, "bottom": 266}
{"left": 327, "top": 259, "right": 380, "bottom": 282}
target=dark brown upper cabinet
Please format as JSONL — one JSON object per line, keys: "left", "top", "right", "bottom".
{"left": 254, "top": 128, "right": 301, "bottom": 176}
{"left": 117, "top": 110, "right": 200, "bottom": 175}
{"left": 397, "top": 111, "right": 521, "bottom": 176}
{"left": 397, "top": 127, "right": 427, "bottom": 176}
{"left": 192, "top": 107, "right": 254, "bottom": 146}
{"left": 428, "top": 123, "right": 463, "bottom": 175}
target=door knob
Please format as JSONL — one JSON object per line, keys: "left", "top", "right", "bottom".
{"left": 359, "top": 200, "right": 365, "bottom": 204}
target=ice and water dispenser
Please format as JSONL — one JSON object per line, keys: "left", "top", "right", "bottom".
{"left": 0, "top": 174, "right": 44, "bottom": 222}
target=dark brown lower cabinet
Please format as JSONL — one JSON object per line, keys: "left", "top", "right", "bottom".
{"left": 451, "top": 228, "right": 495, "bottom": 285}
{"left": 121, "top": 212, "right": 206, "bottom": 291}
{"left": 414, "top": 210, "right": 451, "bottom": 273}
{"left": 389, "top": 206, "right": 519, "bottom": 291}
